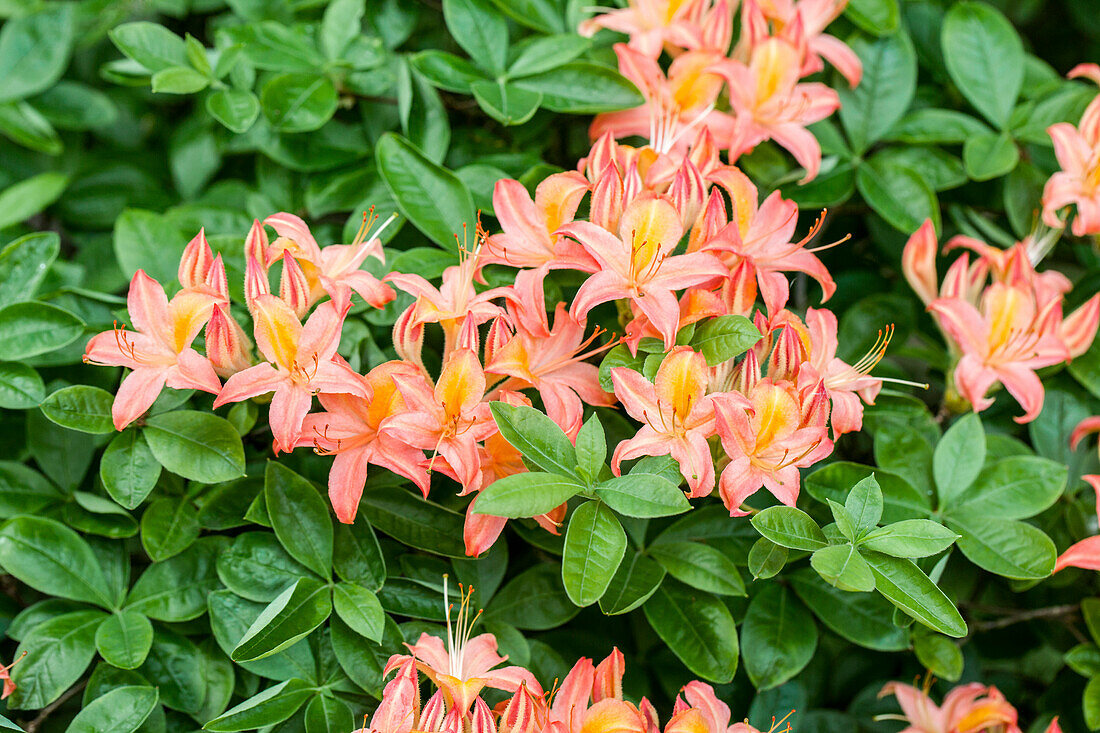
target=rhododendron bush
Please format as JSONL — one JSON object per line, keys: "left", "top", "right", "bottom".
{"left": 3, "top": 0, "right": 1100, "bottom": 732}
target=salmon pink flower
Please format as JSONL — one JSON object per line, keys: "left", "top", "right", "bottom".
{"left": 0, "top": 653, "right": 25, "bottom": 700}
{"left": 560, "top": 195, "right": 727, "bottom": 349}
{"left": 714, "top": 370, "right": 832, "bottom": 515}
{"left": 297, "top": 360, "right": 431, "bottom": 522}
{"left": 805, "top": 307, "right": 887, "bottom": 437}
{"left": 611, "top": 346, "right": 718, "bottom": 496}
{"left": 361, "top": 658, "right": 420, "bottom": 733}
{"left": 711, "top": 37, "right": 840, "bottom": 181}
{"left": 1053, "top": 417, "right": 1100, "bottom": 573}
{"left": 878, "top": 682, "right": 1021, "bottom": 733}
{"left": 592, "top": 44, "right": 733, "bottom": 158}
{"left": 1042, "top": 71, "right": 1100, "bottom": 236}
{"left": 578, "top": 0, "right": 728, "bottom": 57}
{"left": 213, "top": 295, "right": 366, "bottom": 452}
{"left": 205, "top": 307, "right": 253, "bottom": 378}
{"left": 549, "top": 649, "right": 647, "bottom": 733}
{"left": 387, "top": 348, "right": 496, "bottom": 492}
{"left": 386, "top": 580, "right": 542, "bottom": 715}
{"left": 84, "top": 270, "right": 221, "bottom": 430}
{"left": 737, "top": 0, "right": 862, "bottom": 87}
{"left": 483, "top": 173, "right": 595, "bottom": 271}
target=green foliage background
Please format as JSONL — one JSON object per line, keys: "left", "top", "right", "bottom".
{"left": 0, "top": 0, "right": 1099, "bottom": 731}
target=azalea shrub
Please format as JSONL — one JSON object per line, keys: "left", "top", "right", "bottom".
{"left": 2, "top": 0, "right": 1100, "bottom": 731}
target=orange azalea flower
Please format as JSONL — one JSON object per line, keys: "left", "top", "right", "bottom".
{"left": 711, "top": 37, "right": 839, "bottom": 181}
{"left": 483, "top": 172, "right": 595, "bottom": 271}
{"left": 878, "top": 682, "right": 1022, "bottom": 733}
{"left": 297, "top": 360, "right": 431, "bottom": 522}
{"left": 611, "top": 346, "right": 719, "bottom": 496}
{"left": 560, "top": 195, "right": 727, "bottom": 349}
{"left": 385, "top": 580, "right": 542, "bottom": 715}
{"left": 549, "top": 649, "right": 647, "bottom": 733}
{"left": 737, "top": 0, "right": 862, "bottom": 87}
{"left": 805, "top": 307, "right": 886, "bottom": 437}
{"left": 592, "top": 44, "right": 734, "bottom": 158}
{"left": 84, "top": 270, "right": 221, "bottom": 430}
{"left": 1043, "top": 64, "right": 1100, "bottom": 236}
{"left": 213, "top": 295, "right": 366, "bottom": 452}
{"left": 578, "top": 0, "right": 731, "bottom": 58}
{"left": 1053, "top": 416, "right": 1100, "bottom": 573}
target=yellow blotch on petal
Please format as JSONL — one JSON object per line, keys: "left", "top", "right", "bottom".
{"left": 580, "top": 700, "right": 647, "bottom": 733}
{"left": 751, "top": 381, "right": 800, "bottom": 449}
{"left": 655, "top": 346, "right": 708, "bottom": 422}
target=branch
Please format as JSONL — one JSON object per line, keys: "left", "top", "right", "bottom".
{"left": 969, "top": 604, "right": 1079, "bottom": 632}
{"left": 23, "top": 680, "right": 86, "bottom": 733}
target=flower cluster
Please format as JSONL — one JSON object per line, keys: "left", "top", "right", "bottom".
{"left": 902, "top": 220, "right": 1099, "bottom": 423}
{"left": 878, "top": 680, "right": 1061, "bottom": 733}
{"left": 1043, "top": 63, "right": 1100, "bottom": 236}
{"left": 356, "top": 579, "right": 791, "bottom": 733}
{"left": 83, "top": 0, "right": 883, "bottom": 552}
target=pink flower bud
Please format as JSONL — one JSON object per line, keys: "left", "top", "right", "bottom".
{"left": 179, "top": 228, "right": 213, "bottom": 291}
{"left": 279, "top": 252, "right": 311, "bottom": 319}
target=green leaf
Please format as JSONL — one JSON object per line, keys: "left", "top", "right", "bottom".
{"left": 410, "top": 50, "right": 489, "bottom": 93}
{"left": 95, "top": 611, "right": 154, "bottom": 670}
{"left": 811, "top": 544, "right": 876, "bottom": 592}
{"left": 914, "top": 633, "right": 963, "bottom": 682}
{"left": 0, "top": 461, "right": 63, "bottom": 518}
{"left": 845, "top": 0, "right": 899, "bottom": 34}
{"left": 0, "top": 5, "right": 74, "bottom": 103}
{"left": 962, "top": 131, "right": 1019, "bottom": 180}
{"left": 861, "top": 550, "right": 967, "bottom": 637}
{"left": 1066, "top": 643, "right": 1100, "bottom": 678}
{"left": 512, "top": 62, "right": 644, "bottom": 113}
{"left": 487, "top": 0, "right": 564, "bottom": 33}
{"left": 206, "top": 88, "right": 261, "bottom": 133}
{"left": 320, "top": 0, "right": 366, "bottom": 59}
{"left": 333, "top": 516, "right": 386, "bottom": 591}
{"left": 508, "top": 35, "right": 590, "bottom": 77}
{"left": 856, "top": 155, "right": 939, "bottom": 233}
{"left": 0, "top": 300, "right": 83, "bottom": 361}
{"left": 140, "top": 495, "right": 200, "bottom": 562}
{"left": 0, "top": 516, "right": 114, "bottom": 608}
{"left": 113, "top": 209, "right": 180, "bottom": 282}
{"left": 100, "top": 430, "right": 161, "bottom": 510}
{"left": 219, "top": 22, "right": 325, "bottom": 72}
{"left": 790, "top": 569, "right": 908, "bottom": 651}
{"left": 109, "top": 22, "right": 187, "bottom": 72}
{"left": 443, "top": 0, "right": 509, "bottom": 73}
{"left": 562, "top": 501, "right": 627, "bottom": 606}
{"left": 208, "top": 590, "right": 315, "bottom": 681}
{"left": 948, "top": 455, "right": 1067, "bottom": 520}
{"left": 644, "top": 580, "right": 739, "bottom": 683}
{"left": 305, "top": 694, "right": 355, "bottom": 733}
{"left": 375, "top": 132, "right": 476, "bottom": 248}
{"left": 828, "top": 499, "right": 859, "bottom": 542}
{"left": 942, "top": 1, "right": 1023, "bottom": 127}
{"left": 599, "top": 343, "right": 646, "bottom": 391}
{"left": 887, "top": 108, "right": 992, "bottom": 144}
{"left": 599, "top": 552, "right": 666, "bottom": 615}
{"left": 471, "top": 79, "right": 542, "bottom": 126}
{"left": 690, "top": 316, "right": 762, "bottom": 366}
{"left": 66, "top": 685, "right": 158, "bottom": 733}
{"left": 204, "top": 679, "right": 314, "bottom": 732}
{"left": 575, "top": 414, "right": 607, "bottom": 483}
{"left": 751, "top": 506, "right": 827, "bottom": 551}
{"left": 932, "top": 412, "right": 986, "bottom": 504}
{"left": 232, "top": 577, "right": 333, "bottom": 662}
{"left": 40, "top": 385, "right": 115, "bottom": 434}
{"left": 741, "top": 586, "right": 817, "bottom": 690}
{"left": 150, "top": 66, "right": 209, "bottom": 94}
{"left": 0, "top": 99, "right": 62, "bottom": 154}
{"left": 948, "top": 511, "right": 1056, "bottom": 580}
{"left": 748, "top": 538, "right": 788, "bottom": 580}
{"left": 0, "top": 231, "right": 60, "bottom": 308}
{"left": 648, "top": 541, "right": 745, "bottom": 596}
{"left": 845, "top": 474, "right": 883, "bottom": 537}
{"left": 0, "top": 171, "right": 68, "bottom": 230}
{"left": 125, "top": 537, "right": 225, "bottom": 621}
{"left": 1083, "top": 598, "right": 1100, "bottom": 648}
{"left": 486, "top": 563, "right": 580, "bottom": 630}
{"left": 332, "top": 582, "right": 385, "bottom": 643}
{"left": 143, "top": 410, "right": 246, "bottom": 483}
{"left": 8, "top": 610, "right": 105, "bottom": 710}
{"left": 218, "top": 531, "right": 315, "bottom": 602}
{"left": 475, "top": 472, "right": 584, "bottom": 518}
{"left": 595, "top": 474, "right": 690, "bottom": 518}
{"left": 490, "top": 402, "right": 579, "bottom": 477}
{"left": 1085, "top": 676, "right": 1100, "bottom": 731}
{"left": 861, "top": 520, "right": 958, "bottom": 558}
{"left": 0, "top": 361, "right": 44, "bottom": 409}
{"left": 358, "top": 484, "right": 467, "bottom": 557}
{"left": 837, "top": 31, "right": 916, "bottom": 153}
{"left": 265, "top": 462, "right": 334, "bottom": 577}
{"left": 261, "top": 73, "right": 339, "bottom": 133}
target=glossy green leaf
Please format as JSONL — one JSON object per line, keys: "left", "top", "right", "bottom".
{"left": 0, "top": 361, "right": 44, "bottom": 409}
{"left": 140, "top": 495, "right": 200, "bottom": 562}
{"left": 751, "top": 506, "right": 827, "bottom": 551}
{"left": 8, "top": 609, "right": 105, "bottom": 710}
{"left": 95, "top": 611, "right": 154, "bottom": 670}
{"left": 0, "top": 231, "right": 59, "bottom": 308}
{"left": 40, "top": 385, "right": 115, "bottom": 434}
{"left": 232, "top": 577, "right": 333, "bottom": 662}
{"left": 599, "top": 552, "right": 666, "bottom": 615}
{"left": 741, "top": 585, "right": 817, "bottom": 690}
{"left": 204, "top": 679, "right": 314, "bottom": 732}
{"left": 206, "top": 88, "right": 261, "bottom": 133}
{"left": 358, "top": 484, "right": 467, "bottom": 557}
{"left": 265, "top": 462, "right": 334, "bottom": 577}
{"left": 644, "top": 580, "right": 739, "bottom": 683}
{"left": 942, "top": 2, "right": 1023, "bottom": 127}
{"left": 443, "top": 0, "right": 508, "bottom": 73}
{"left": 837, "top": 31, "right": 916, "bottom": 152}
{"left": 512, "top": 62, "right": 644, "bottom": 113}
{"left": 125, "top": 537, "right": 225, "bottom": 621}
{"left": 490, "top": 402, "right": 579, "bottom": 477}
{"left": 862, "top": 551, "right": 966, "bottom": 637}
{"left": 790, "top": 569, "right": 908, "bottom": 651}
{"left": 690, "top": 316, "right": 762, "bottom": 366}
{"left": 0, "top": 516, "right": 114, "bottom": 608}
{"left": 933, "top": 413, "right": 986, "bottom": 505}
{"left": 595, "top": 474, "right": 690, "bottom": 518}
{"left": 562, "top": 501, "right": 627, "bottom": 606}
{"left": 948, "top": 456, "right": 1067, "bottom": 520}
{"left": 0, "top": 4, "right": 74, "bottom": 102}
{"left": 0, "top": 300, "right": 83, "bottom": 361}
{"left": 948, "top": 511, "right": 1056, "bottom": 580}
{"left": 143, "top": 411, "right": 245, "bottom": 483}
{"left": 475, "top": 472, "right": 584, "bottom": 518}
{"left": 100, "top": 430, "right": 161, "bottom": 510}
{"left": 486, "top": 563, "right": 580, "bottom": 630}
{"left": 332, "top": 582, "right": 385, "bottom": 643}
{"left": 261, "top": 73, "right": 338, "bottom": 132}
{"left": 648, "top": 541, "right": 745, "bottom": 596}
{"left": 860, "top": 520, "right": 958, "bottom": 558}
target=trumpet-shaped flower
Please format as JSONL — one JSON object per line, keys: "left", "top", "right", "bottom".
{"left": 578, "top": 0, "right": 725, "bottom": 57}
{"left": 549, "top": 649, "right": 647, "bottom": 733}
{"left": 737, "top": 0, "right": 862, "bottom": 87}
{"left": 714, "top": 371, "right": 832, "bottom": 515}
{"left": 483, "top": 173, "right": 595, "bottom": 271}
{"left": 805, "top": 307, "right": 885, "bottom": 437}
{"left": 1043, "top": 71, "right": 1100, "bottom": 236}
{"left": 592, "top": 44, "right": 733, "bottom": 157}
{"left": 84, "top": 270, "right": 221, "bottom": 430}
{"left": 386, "top": 580, "right": 541, "bottom": 715}
{"left": 711, "top": 37, "right": 839, "bottom": 181}
{"left": 363, "top": 658, "right": 420, "bottom": 733}
{"left": 297, "top": 360, "right": 431, "bottom": 522}
{"left": 611, "top": 346, "right": 718, "bottom": 496}
{"left": 387, "top": 349, "right": 496, "bottom": 492}
{"left": 213, "top": 295, "right": 365, "bottom": 452}
{"left": 560, "top": 195, "right": 727, "bottom": 349}
{"left": 878, "top": 682, "right": 1022, "bottom": 733}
